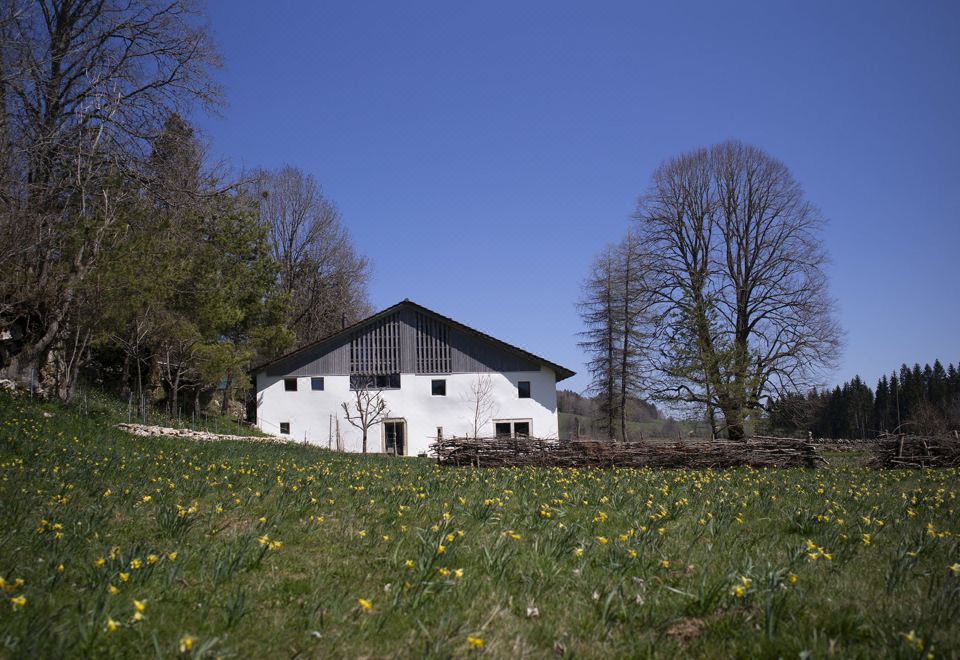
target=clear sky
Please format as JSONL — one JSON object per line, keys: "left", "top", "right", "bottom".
{"left": 197, "top": 0, "right": 959, "bottom": 394}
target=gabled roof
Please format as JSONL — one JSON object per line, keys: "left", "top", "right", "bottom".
{"left": 251, "top": 299, "right": 575, "bottom": 382}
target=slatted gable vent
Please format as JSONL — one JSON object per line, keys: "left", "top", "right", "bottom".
{"left": 415, "top": 313, "right": 451, "bottom": 373}
{"left": 349, "top": 313, "right": 401, "bottom": 374}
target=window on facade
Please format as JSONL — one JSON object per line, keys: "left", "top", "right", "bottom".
{"left": 495, "top": 420, "right": 532, "bottom": 438}
{"left": 431, "top": 379, "right": 446, "bottom": 396}
{"left": 311, "top": 377, "right": 324, "bottom": 391}
{"left": 436, "top": 427, "right": 443, "bottom": 440}
{"left": 279, "top": 422, "right": 290, "bottom": 435}
{"left": 350, "top": 373, "right": 401, "bottom": 390}
{"left": 518, "top": 381, "right": 531, "bottom": 398}
{"left": 284, "top": 378, "right": 297, "bottom": 392}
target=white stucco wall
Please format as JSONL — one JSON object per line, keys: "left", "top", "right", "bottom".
{"left": 255, "top": 367, "right": 559, "bottom": 456}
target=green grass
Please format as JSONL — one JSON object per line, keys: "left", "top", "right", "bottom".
{"left": 1, "top": 394, "right": 958, "bottom": 658}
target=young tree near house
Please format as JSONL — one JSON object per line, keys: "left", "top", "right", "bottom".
{"left": 632, "top": 140, "right": 842, "bottom": 439}
{"left": 341, "top": 384, "right": 389, "bottom": 453}
{"left": 463, "top": 374, "right": 498, "bottom": 438}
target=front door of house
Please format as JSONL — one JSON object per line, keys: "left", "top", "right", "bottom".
{"left": 384, "top": 420, "right": 405, "bottom": 456}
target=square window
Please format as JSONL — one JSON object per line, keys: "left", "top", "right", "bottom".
{"left": 518, "top": 381, "right": 531, "bottom": 398}
{"left": 495, "top": 422, "right": 512, "bottom": 438}
{"left": 514, "top": 421, "right": 530, "bottom": 437}
{"left": 279, "top": 422, "right": 290, "bottom": 435}
{"left": 284, "top": 378, "right": 298, "bottom": 392}
{"left": 431, "top": 379, "right": 446, "bottom": 396}
{"left": 311, "top": 377, "right": 324, "bottom": 391}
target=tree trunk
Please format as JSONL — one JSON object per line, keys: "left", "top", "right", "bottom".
{"left": 722, "top": 405, "right": 746, "bottom": 441}
{"left": 362, "top": 429, "right": 367, "bottom": 454}
{"left": 220, "top": 376, "right": 232, "bottom": 415}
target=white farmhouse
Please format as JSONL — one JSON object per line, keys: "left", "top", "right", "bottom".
{"left": 251, "top": 300, "right": 574, "bottom": 455}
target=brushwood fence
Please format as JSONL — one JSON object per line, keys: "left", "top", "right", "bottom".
{"left": 431, "top": 435, "right": 823, "bottom": 469}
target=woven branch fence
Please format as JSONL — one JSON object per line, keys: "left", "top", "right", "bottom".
{"left": 870, "top": 432, "right": 960, "bottom": 468}
{"left": 431, "top": 435, "right": 823, "bottom": 469}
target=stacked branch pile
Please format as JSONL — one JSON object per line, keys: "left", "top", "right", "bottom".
{"left": 432, "top": 435, "right": 822, "bottom": 469}
{"left": 871, "top": 432, "right": 960, "bottom": 468}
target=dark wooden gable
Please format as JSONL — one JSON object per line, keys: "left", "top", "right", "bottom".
{"left": 263, "top": 303, "right": 542, "bottom": 377}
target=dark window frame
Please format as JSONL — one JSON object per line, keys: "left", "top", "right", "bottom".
{"left": 349, "top": 373, "right": 401, "bottom": 391}
{"left": 431, "top": 379, "right": 446, "bottom": 396}
{"left": 494, "top": 419, "right": 533, "bottom": 438}
{"left": 311, "top": 377, "right": 324, "bottom": 391}
{"left": 518, "top": 380, "right": 531, "bottom": 398}
{"left": 284, "top": 378, "right": 298, "bottom": 392}
{"left": 279, "top": 422, "right": 290, "bottom": 435}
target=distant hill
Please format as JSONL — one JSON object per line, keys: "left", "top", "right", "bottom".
{"left": 557, "top": 390, "right": 684, "bottom": 440}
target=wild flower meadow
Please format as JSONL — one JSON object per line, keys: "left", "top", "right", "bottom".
{"left": 1, "top": 395, "right": 958, "bottom": 658}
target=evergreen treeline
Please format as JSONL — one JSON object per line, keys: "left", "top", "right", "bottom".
{"left": 766, "top": 361, "right": 960, "bottom": 438}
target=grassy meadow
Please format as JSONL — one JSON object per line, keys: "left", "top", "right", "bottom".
{"left": 1, "top": 395, "right": 958, "bottom": 658}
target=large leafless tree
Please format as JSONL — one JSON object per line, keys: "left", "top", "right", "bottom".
{"left": 255, "top": 166, "right": 370, "bottom": 346}
{"left": 0, "top": 0, "right": 221, "bottom": 390}
{"left": 633, "top": 140, "right": 842, "bottom": 439}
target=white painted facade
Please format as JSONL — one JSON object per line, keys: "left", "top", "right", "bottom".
{"left": 256, "top": 366, "right": 560, "bottom": 456}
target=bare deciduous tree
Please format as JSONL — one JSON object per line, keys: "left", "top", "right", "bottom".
{"left": 463, "top": 374, "right": 497, "bottom": 438}
{"left": 341, "top": 385, "right": 388, "bottom": 454}
{"left": 633, "top": 140, "right": 842, "bottom": 439}
{"left": 255, "top": 166, "right": 370, "bottom": 345}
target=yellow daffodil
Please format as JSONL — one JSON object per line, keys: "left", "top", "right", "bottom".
{"left": 467, "top": 636, "right": 484, "bottom": 650}
{"left": 358, "top": 598, "right": 373, "bottom": 611}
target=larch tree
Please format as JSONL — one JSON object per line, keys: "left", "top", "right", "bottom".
{"left": 578, "top": 245, "right": 620, "bottom": 440}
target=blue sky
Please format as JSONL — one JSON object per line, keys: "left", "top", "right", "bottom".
{"left": 198, "top": 0, "right": 959, "bottom": 394}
